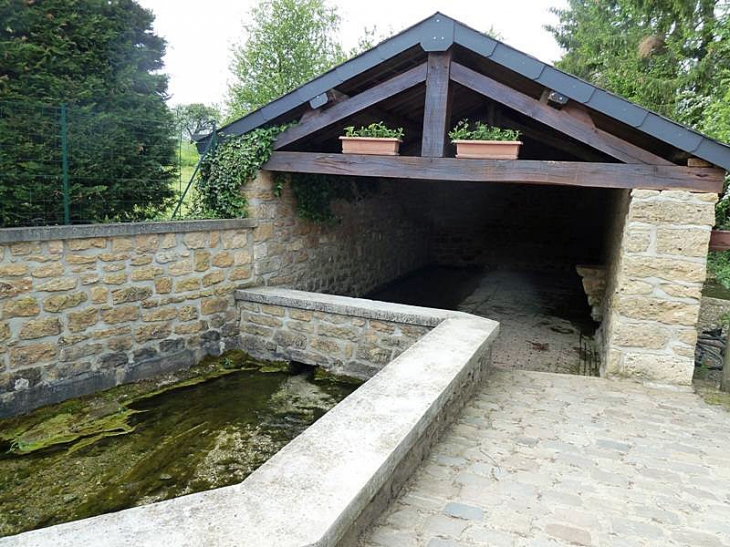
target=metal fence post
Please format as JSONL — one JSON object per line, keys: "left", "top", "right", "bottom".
{"left": 60, "top": 102, "right": 70, "bottom": 225}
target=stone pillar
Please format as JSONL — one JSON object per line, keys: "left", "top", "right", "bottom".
{"left": 602, "top": 189, "right": 718, "bottom": 385}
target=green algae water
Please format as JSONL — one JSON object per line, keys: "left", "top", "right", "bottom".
{"left": 0, "top": 353, "right": 357, "bottom": 537}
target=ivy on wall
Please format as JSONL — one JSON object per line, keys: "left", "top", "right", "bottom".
{"left": 193, "top": 126, "right": 284, "bottom": 218}
{"left": 289, "top": 174, "right": 348, "bottom": 222}
{"left": 194, "top": 125, "right": 379, "bottom": 222}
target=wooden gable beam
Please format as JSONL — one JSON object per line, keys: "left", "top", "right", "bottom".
{"left": 450, "top": 62, "right": 673, "bottom": 166}
{"left": 263, "top": 152, "right": 724, "bottom": 192}
{"left": 273, "top": 63, "right": 427, "bottom": 151}
{"left": 497, "top": 114, "right": 607, "bottom": 162}
{"left": 303, "top": 90, "right": 422, "bottom": 140}
{"left": 421, "top": 51, "right": 453, "bottom": 157}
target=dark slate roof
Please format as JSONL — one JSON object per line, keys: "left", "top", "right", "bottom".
{"left": 214, "top": 12, "right": 730, "bottom": 171}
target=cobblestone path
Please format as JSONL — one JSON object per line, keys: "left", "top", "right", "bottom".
{"left": 359, "top": 370, "right": 730, "bottom": 547}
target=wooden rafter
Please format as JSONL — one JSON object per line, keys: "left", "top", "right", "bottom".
{"left": 450, "top": 62, "right": 673, "bottom": 166}
{"left": 301, "top": 90, "right": 422, "bottom": 140}
{"left": 421, "top": 51, "right": 452, "bottom": 157}
{"left": 273, "top": 63, "right": 428, "bottom": 150}
{"left": 263, "top": 152, "right": 723, "bottom": 192}
{"left": 497, "top": 114, "right": 607, "bottom": 162}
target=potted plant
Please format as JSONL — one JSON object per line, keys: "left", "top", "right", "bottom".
{"left": 339, "top": 122, "right": 404, "bottom": 156}
{"left": 449, "top": 120, "right": 522, "bottom": 159}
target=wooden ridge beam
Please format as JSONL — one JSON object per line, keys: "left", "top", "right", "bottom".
{"left": 421, "top": 51, "right": 452, "bottom": 157}
{"left": 450, "top": 62, "right": 673, "bottom": 166}
{"left": 273, "top": 63, "right": 427, "bottom": 150}
{"left": 263, "top": 152, "right": 724, "bottom": 192}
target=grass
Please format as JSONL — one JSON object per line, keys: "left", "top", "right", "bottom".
{"left": 167, "top": 140, "right": 202, "bottom": 219}
{"left": 694, "top": 376, "right": 730, "bottom": 412}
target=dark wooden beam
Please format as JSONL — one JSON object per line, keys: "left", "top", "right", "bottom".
{"left": 710, "top": 230, "right": 730, "bottom": 251}
{"left": 497, "top": 114, "right": 607, "bottom": 162}
{"left": 273, "top": 63, "right": 427, "bottom": 150}
{"left": 450, "top": 62, "right": 673, "bottom": 166}
{"left": 421, "top": 51, "right": 452, "bottom": 157}
{"left": 263, "top": 152, "right": 724, "bottom": 192}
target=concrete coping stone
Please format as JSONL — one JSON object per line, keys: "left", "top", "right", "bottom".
{"left": 0, "top": 219, "right": 258, "bottom": 244}
{"left": 2, "top": 292, "right": 499, "bottom": 547}
{"left": 236, "top": 286, "right": 476, "bottom": 327}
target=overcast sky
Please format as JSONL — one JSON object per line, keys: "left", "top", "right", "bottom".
{"left": 137, "top": 0, "right": 568, "bottom": 107}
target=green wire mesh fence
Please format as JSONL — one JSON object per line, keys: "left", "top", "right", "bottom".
{"left": 0, "top": 100, "right": 208, "bottom": 228}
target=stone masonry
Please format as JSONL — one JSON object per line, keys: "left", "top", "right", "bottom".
{"left": 0, "top": 220, "right": 256, "bottom": 416}
{"left": 601, "top": 189, "right": 718, "bottom": 386}
{"left": 236, "top": 291, "right": 432, "bottom": 379}
{"left": 245, "top": 172, "right": 431, "bottom": 296}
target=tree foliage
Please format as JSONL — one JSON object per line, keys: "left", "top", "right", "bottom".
{"left": 0, "top": 0, "right": 176, "bottom": 226}
{"left": 548, "top": 0, "right": 730, "bottom": 230}
{"left": 547, "top": 0, "right": 730, "bottom": 127}
{"left": 173, "top": 103, "right": 221, "bottom": 141}
{"left": 226, "top": 0, "right": 346, "bottom": 119}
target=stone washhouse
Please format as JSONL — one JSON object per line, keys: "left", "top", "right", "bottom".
{"left": 3, "top": 13, "right": 730, "bottom": 420}
{"left": 4, "top": 12, "right": 730, "bottom": 547}
{"left": 211, "top": 12, "right": 729, "bottom": 388}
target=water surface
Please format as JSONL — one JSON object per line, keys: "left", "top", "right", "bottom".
{"left": 0, "top": 359, "right": 356, "bottom": 537}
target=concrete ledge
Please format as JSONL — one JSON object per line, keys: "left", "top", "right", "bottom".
{"left": 236, "top": 286, "right": 471, "bottom": 326}
{"left": 1, "top": 294, "right": 498, "bottom": 547}
{"left": 0, "top": 219, "right": 258, "bottom": 244}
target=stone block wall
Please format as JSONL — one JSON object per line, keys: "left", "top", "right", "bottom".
{"left": 235, "top": 288, "right": 457, "bottom": 379}
{"left": 601, "top": 189, "right": 717, "bottom": 385}
{"left": 238, "top": 299, "right": 431, "bottom": 379}
{"left": 245, "top": 172, "right": 431, "bottom": 296}
{"left": 0, "top": 220, "right": 256, "bottom": 416}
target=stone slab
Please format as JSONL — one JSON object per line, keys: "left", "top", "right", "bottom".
{"left": 236, "top": 287, "right": 474, "bottom": 327}
{"left": 0, "top": 219, "right": 258, "bottom": 244}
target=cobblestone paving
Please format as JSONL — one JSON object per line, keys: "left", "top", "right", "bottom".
{"left": 359, "top": 370, "right": 730, "bottom": 547}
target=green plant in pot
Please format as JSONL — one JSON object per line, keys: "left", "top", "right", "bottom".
{"left": 448, "top": 120, "right": 522, "bottom": 159}
{"left": 340, "top": 122, "right": 405, "bottom": 156}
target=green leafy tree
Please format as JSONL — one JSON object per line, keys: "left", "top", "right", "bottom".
{"left": 173, "top": 103, "right": 221, "bottom": 141}
{"left": 548, "top": 0, "right": 730, "bottom": 232}
{"left": 226, "top": 0, "right": 347, "bottom": 119}
{"left": 0, "top": 0, "right": 176, "bottom": 227}
{"left": 547, "top": 0, "right": 730, "bottom": 127}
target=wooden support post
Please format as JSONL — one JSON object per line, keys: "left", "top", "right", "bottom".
{"left": 421, "top": 51, "right": 452, "bottom": 157}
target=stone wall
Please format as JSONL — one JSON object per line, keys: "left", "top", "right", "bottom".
{"left": 246, "top": 172, "right": 431, "bottom": 296}
{"left": 236, "top": 287, "right": 436, "bottom": 379}
{"left": 0, "top": 220, "right": 256, "bottom": 416}
{"left": 601, "top": 189, "right": 717, "bottom": 385}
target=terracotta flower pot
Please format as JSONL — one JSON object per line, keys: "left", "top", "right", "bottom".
{"left": 452, "top": 140, "right": 522, "bottom": 159}
{"left": 339, "top": 136, "right": 401, "bottom": 156}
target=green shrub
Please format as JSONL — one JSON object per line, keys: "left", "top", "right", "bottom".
{"left": 708, "top": 251, "right": 730, "bottom": 289}
{"left": 343, "top": 122, "right": 404, "bottom": 139}
{"left": 448, "top": 120, "right": 521, "bottom": 142}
